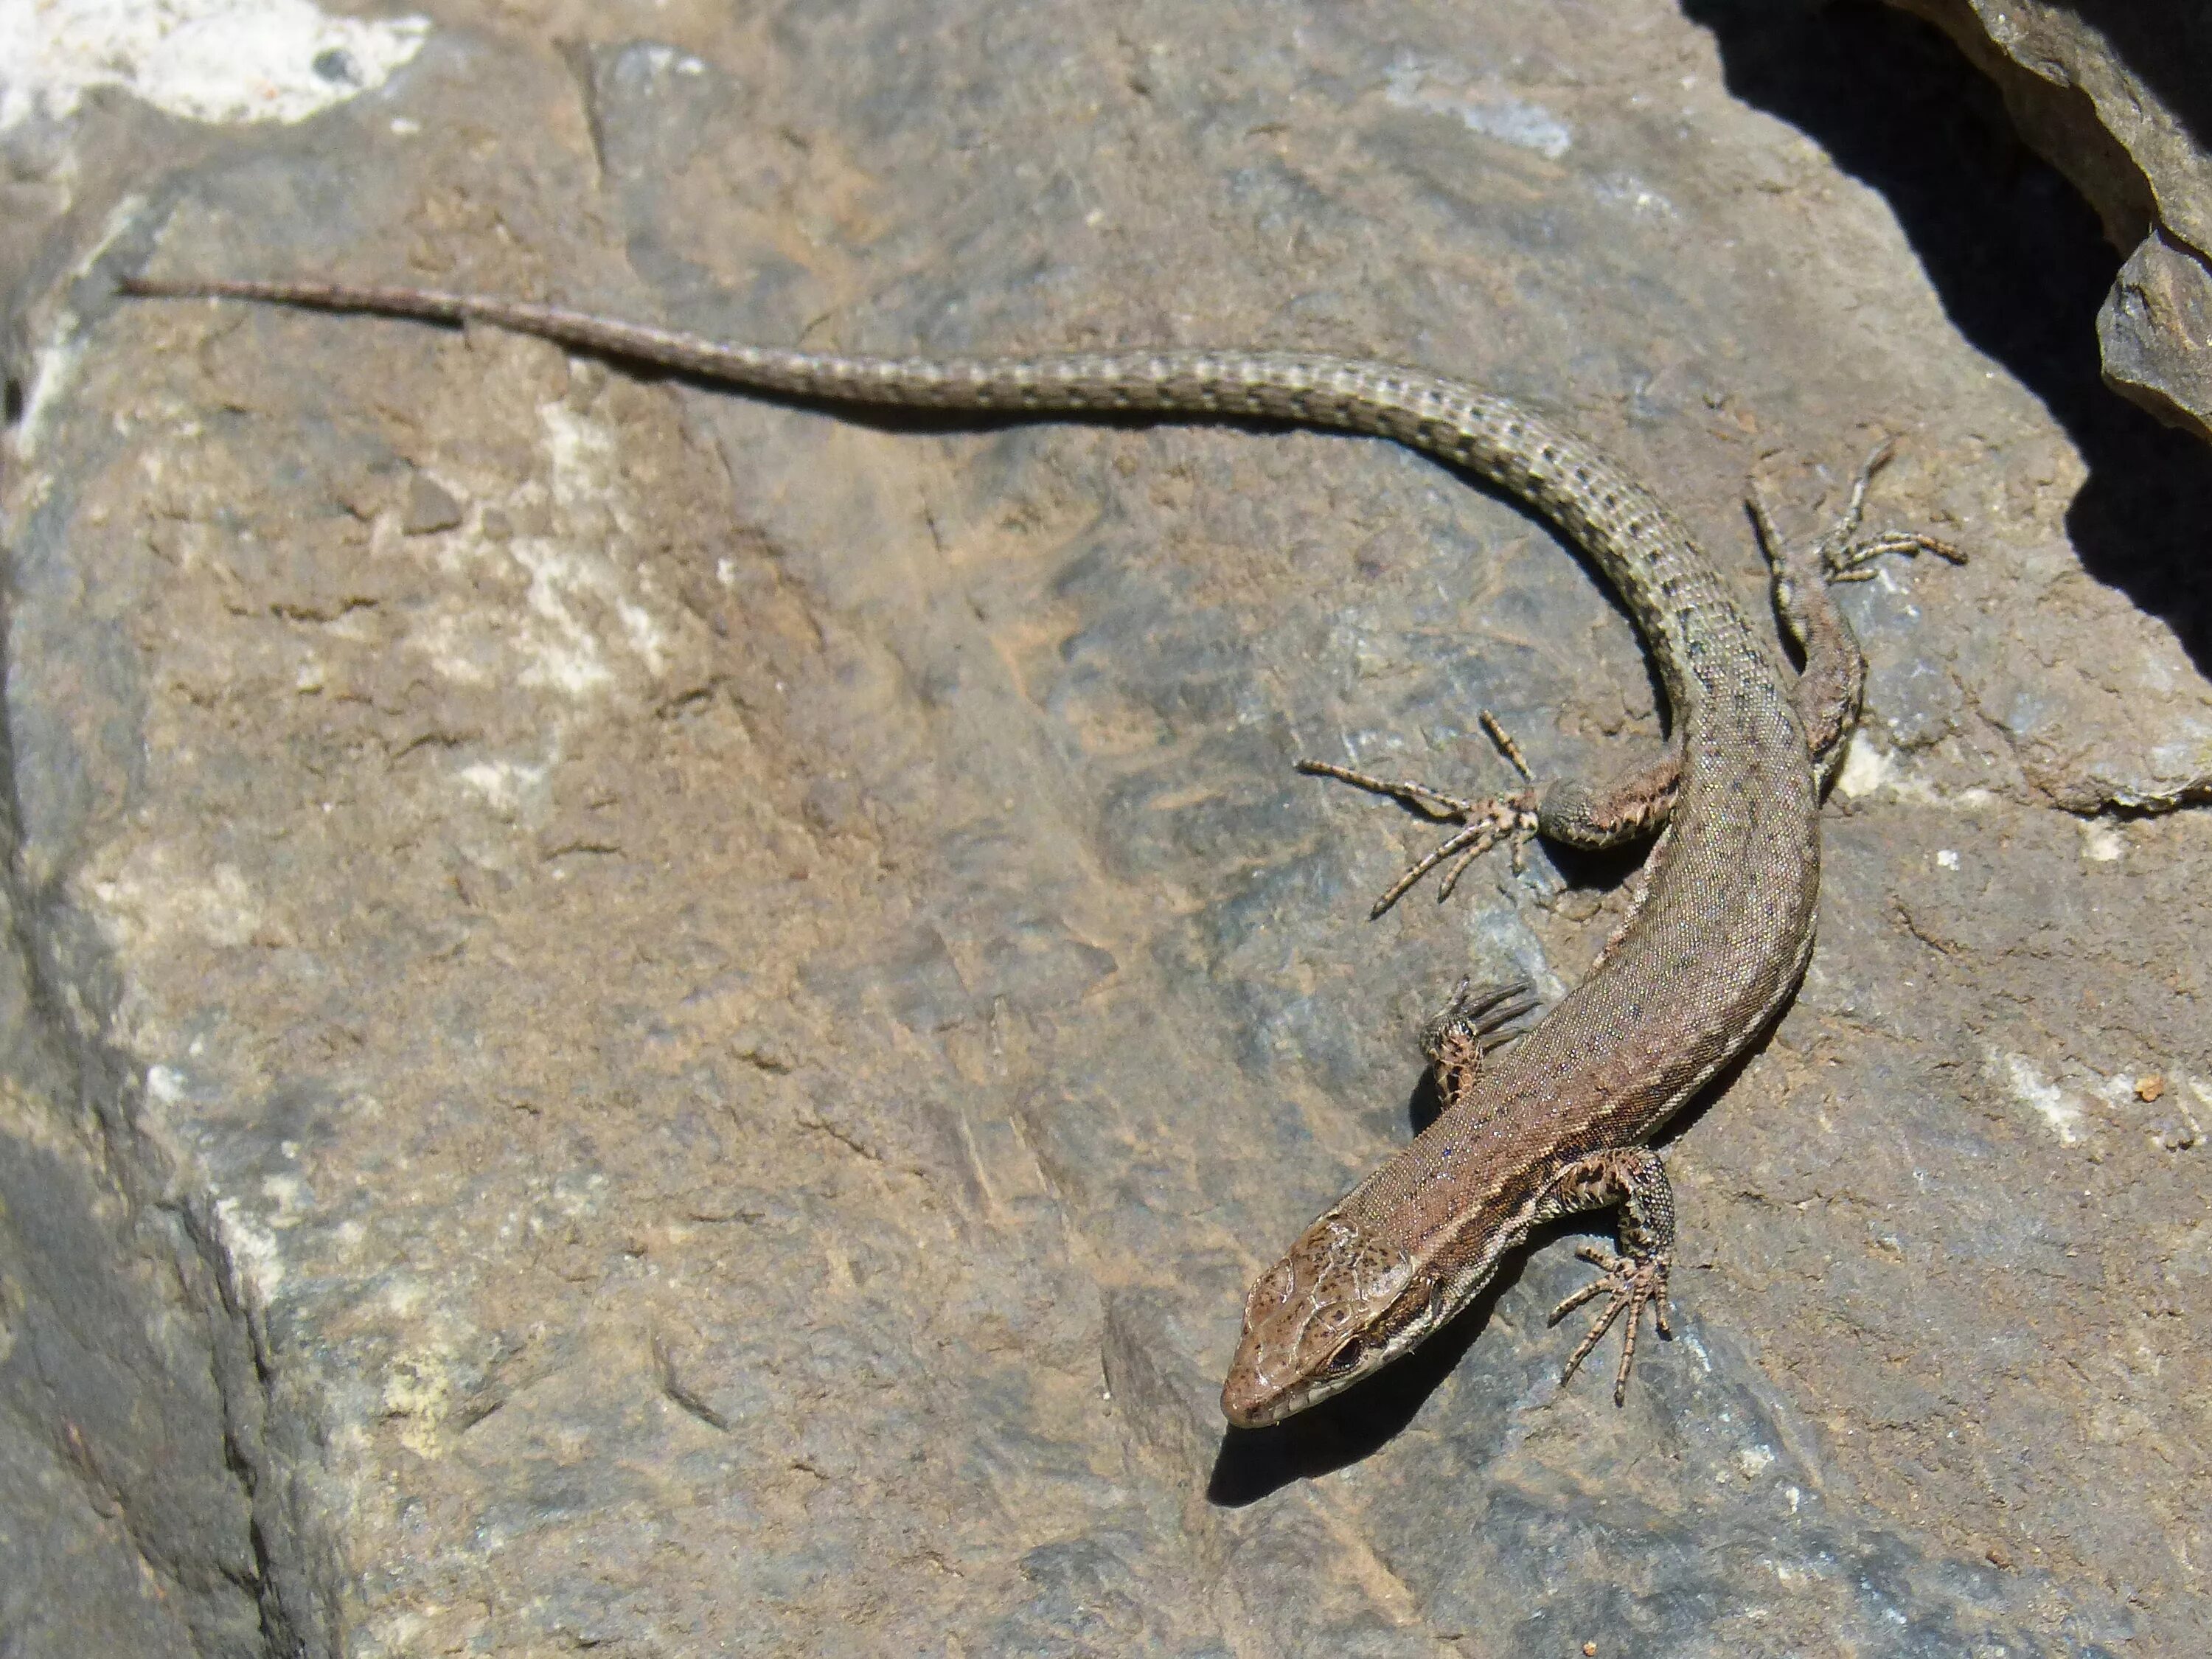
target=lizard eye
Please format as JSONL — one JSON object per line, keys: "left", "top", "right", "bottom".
{"left": 1322, "top": 1338, "right": 1366, "bottom": 1378}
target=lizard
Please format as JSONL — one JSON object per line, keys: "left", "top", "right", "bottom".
{"left": 117, "top": 272, "right": 1960, "bottom": 1426}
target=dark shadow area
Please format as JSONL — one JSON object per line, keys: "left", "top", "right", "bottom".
{"left": 1540, "top": 836, "right": 1654, "bottom": 895}
{"left": 1406, "top": 1061, "right": 1448, "bottom": 1136}
{"left": 1683, "top": 0, "right": 2212, "bottom": 672}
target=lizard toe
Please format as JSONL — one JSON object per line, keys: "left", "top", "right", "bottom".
{"left": 1549, "top": 1248, "right": 1671, "bottom": 1405}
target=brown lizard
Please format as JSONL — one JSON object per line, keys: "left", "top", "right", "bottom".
{"left": 118, "top": 273, "right": 1960, "bottom": 1425}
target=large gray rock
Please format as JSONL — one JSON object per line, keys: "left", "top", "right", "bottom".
{"left": 1887, "top": 0, "right": 2212, "bottom": 446}
{"left": 4, "top": 1, "right": 2208, "bottom": 1654}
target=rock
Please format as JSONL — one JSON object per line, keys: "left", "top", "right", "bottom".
{"left": 2098, "top": 229, "right": 2212, "bottom": 450}
{"left": 400, "top": 471, "right": 466, "bottom": 536}
{"left": 1886, "top": 0, "right": 2212, "bottom": 445}
{"left": 4, "top": 2, "right": 2207, "bottom": 1655}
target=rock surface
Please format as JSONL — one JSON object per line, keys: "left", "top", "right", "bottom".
{"left": 1886, "top": 0, "right": 2212, "bottom": 447}
{"left": 4, "top": 1, "right": 2210, "bottom": 1655}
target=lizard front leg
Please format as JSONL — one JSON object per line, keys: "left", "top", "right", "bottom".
{"left": 1534, "top": 1147, "right": 1676, "bottom": 1404}
{"left": 1420, "top": 976, "right": 1537, "bottom": 1106}
{"left": 1298, "top": 710, "right": 1681, "bottom": 917}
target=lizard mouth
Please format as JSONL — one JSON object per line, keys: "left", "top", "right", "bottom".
{"left": 1219, "top": 1335, "right": 1372, "bottom": 1428}
{"left": 1220, "top": 1377, "right": 1302, "bottom": 1430}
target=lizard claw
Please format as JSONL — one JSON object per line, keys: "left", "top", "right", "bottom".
{"left": 1428, "top": 794, "right": 1541, "bottom": 905}
{"left": 1298, "top": 706, "right": 1544, "bottom": 917}
{"left": 1548, "top": 1243, "right": 1672, "bottom": 1405}
{"left": 1823, "top": 528, "right": 1967, "bottom": 582}
{"left": 1421, "top": 976, "right": 1539, "bottom": 1105}
{"left": 1294, "top": 759, "right": 1539, "bottom": 917}
{"left": 1815, "top": 440, "right": 1968, "bottom": 582}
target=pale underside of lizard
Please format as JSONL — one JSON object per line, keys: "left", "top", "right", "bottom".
{"left": 117, "top": 274, "right": 1959, "bottom": 1426}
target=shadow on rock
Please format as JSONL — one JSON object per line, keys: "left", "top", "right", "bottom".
{"left": 1206, "top": 1248, "right": 1530, "bottom": 1506}
{"left": 1686, "top": 0, "right": 2212, "bottom": 672}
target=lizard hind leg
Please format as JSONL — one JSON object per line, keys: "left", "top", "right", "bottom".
{"left": 1296, "top": 709, "right": 1540, "bottom": 917}
{"left": 1536, "top": 1147, "right": 1677, "bottom": 1405}
{"left": 1420, "top": 975, "right": 1539, "bottom": 1106}
{"left": 1748, "top": 441, "right": 1966, "bottom": 779}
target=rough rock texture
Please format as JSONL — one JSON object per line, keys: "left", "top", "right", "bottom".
{"left": 4, "top": 1, "right": 2210, "bottom": 1655}
{"left": 1885, "top": 0, "right": 2212, "bottom": 447}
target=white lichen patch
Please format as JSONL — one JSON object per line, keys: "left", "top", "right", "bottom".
{"left": 549, "top": 1169, "right": 610, "bottom": 1219}
{"left": 18, "top": 333, "right": 86, "bottom": 464}
{"left": 456, "top": 757, "right": 550, "bottom": 819}
{"left": 405, "top": 398, "right": 672, "bottom": 698}
{"left": 214, "top": 1193, "right": 287, "bottom": 1299}
{"left": 506, "top": 538, "right": 621, "bottom": 695}
{"left": 614, "top": 596, "right": 668, "bottom": 676}
{"left": 1995, "top": 1051, "right": 2087, "bottom": 1145}
{"left": 2080, "top": 821, "right": 2126, "bottom": 863}
{"left": 381, "top": 1348, "right": 455, "bottom": 1459}
{"left": 1383, "top": 62, "right": 1572, "bottom": 159}
{"left": 538, "top": 400, "right": 619, "bottom": 512}
{"left": 15, "top": 193, "right": 150, "bottom": 460}
{"left": 1735, "top": 1443, "right": 1777, "bottom": 1480}
{"left": 0, "top": 0, "right": 430, "bottom": 131}
{"left": 538, "top": 400, "right": 668, "bottom": 665}
{"left": 407, "top": 608, "right": 497, "bottom": 687}
{"left": 260, "top": 1171, "right": 312, "bottom": 1227}
{"left": 1834, "top": 739, "right": 1894, "bottom": 799}
{"left": 86, "top": 845, "right": 265, "bottom": 951}
{"left": 1833, "top": 737, "right": 1993, "bottom": 810}
{"left": 1592, "top": 172, "right": 1676, "bottom": 217}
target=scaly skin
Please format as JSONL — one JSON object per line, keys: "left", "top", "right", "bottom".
{"left": 118, "top": 273, "right": 1958, "bottom": 1425}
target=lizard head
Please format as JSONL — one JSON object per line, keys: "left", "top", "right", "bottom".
{"left": 1220, "top": 1211, "right": 1441, "bottom": 1427}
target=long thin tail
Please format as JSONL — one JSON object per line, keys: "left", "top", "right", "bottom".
{"left": 117, "top": 272, "right": 1731, "bottom": 698}
{"left": 121, "top": 274, "right": 1414, "bottom": 420}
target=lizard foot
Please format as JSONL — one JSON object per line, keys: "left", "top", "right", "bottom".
{"left": 1815, "top": 440, "right": 1969, "bottom": 582}
{"left": 1549, "top": 1243, "right": 1672, "bottom": 1405}
{"left": 1746, "top": 439, "right": 1967, "bottom": 778}
{"left": 1748, "top": 439, "right": 1966, "bottom": 588}
{"left": 1421, "top": 975, "right": 1538, "bottom": 1103}
{"left": 1298, "top": 711, "right": 1540, "bottom": 917}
